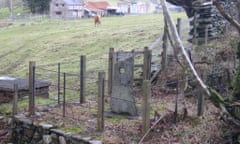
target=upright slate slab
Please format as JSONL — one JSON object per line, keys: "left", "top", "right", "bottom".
{"left": 110, "top": 53, "right": 137, "bottom": 116}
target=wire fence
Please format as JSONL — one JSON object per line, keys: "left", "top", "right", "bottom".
{"left": 9, "top": 16, "right": 236, "bottom": 140}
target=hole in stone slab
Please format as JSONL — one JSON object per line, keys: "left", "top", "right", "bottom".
{"left": 119, "top": 67, "right": 125, "bottom": 74}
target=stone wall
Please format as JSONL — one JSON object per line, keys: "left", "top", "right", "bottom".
{"left": 11, "top": 114, "right": 101, "bottom": 144}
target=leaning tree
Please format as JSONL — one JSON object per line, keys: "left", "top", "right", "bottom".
{"left": 163, "top": 0, "right": 240, "bottom": 131}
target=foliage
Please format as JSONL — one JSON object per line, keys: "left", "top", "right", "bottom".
{"left": 0, "top": 8, "right": 10, "bottom": 19}
{"left": 59, "top": 127, "right": 83, "bottom": 134}
{"left": 23, "top": 0, "right": 51, "bottom": 14}
{"left": 0, "top": 97, "right": 54, "bottom": 115}
{"left": 208, "top": 86, "right": 229, "bottom": 107}
{"left": 0, "top": 4, "right": 29, "bottom": 19}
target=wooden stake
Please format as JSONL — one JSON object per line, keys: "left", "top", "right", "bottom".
{"left": 80, "top": 55, "right": 86, "bottom": 103}
{"left": 197, "top": 87, "right": 205, "bottom": 116}
{"left": 143, "top": 47, "right": 151, "bottom": 80}
{"left": 108, "top": 48, "right": 114, "bottom": 97}
{"left": 63, "top": 73, "right": 66, "bottom": 117}
{"left": 98, "top": 72, "right": 105, "bottom": 132}
{"left": 142, "top": 80, "right": 150, "bottom": 133}
{"left": 29, "top": 61, "right": 35, "bottom": 115}
{"left": 12, "top": 83, "right": 18, "bottom": 116}
{"left": 58, "top": 63, "right": 61, "bottom": 104}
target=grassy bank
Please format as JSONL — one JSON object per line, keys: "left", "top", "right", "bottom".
{"left": 0, "top": 13, "right": 187, "bottom": 77}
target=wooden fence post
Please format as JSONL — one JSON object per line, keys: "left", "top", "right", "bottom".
{"left": 63, "top": 73, "right": 66, "bottom": 117}
{"left": 98, "top": 72, "right": 105, "bottom": 132}
{"left": 174, "top": 79, "right": 179, "bottom": 123}
{"left": 142, "top": 80, "right": 150, "bottom": 133}
{"left": 176, "top": 18, "right": 181, "bottom": 38}
{"left": 58, "top": 63, "right": 61, "bottom": 104}
{"left": 193, "top": 12, "right": 198, "bottom": 45}
{"left": 143, "top": 47, "right": 152, "bottom": 80}
{"left": 80, "top": 55, "right": 86, "bottom": 104}
{"left": 162, "top": 18, "right": 168, "bottom": 71}
{"left": 204, "top": 25, "right": 209, "bottom": 47}
{"left": 108, "top": 48, "right": 115, "bottom": 97}
{"left": 12, "top": 83, "right": 18, "bottom": 116}
{"left": 29, "top": 61, "right": 35, "bottom": 115}
{"left": 197, "top": 87, "right": 205, "bottom": 116}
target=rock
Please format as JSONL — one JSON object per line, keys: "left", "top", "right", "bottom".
{"left": 40, "top": 123, "right": 53, "bottom": 129}
{"left": 50, "top": 129, "right": 65, "bottom": 136}
{"left": 82, "top": 137, "right": 91, "bottom": 141}
{"left": 90, "top": 140, "right": 102, "bottom": 144}
{"left": 0, "top": 116, "right": 4, "bottom": 121}
{"left": 43, "top": 135, "right": 52, "bottom": 144}
{"left": 110, "top": 54, "right": 138, "bottom": 116}
{"left": 7, "top": 118, "right": 12, "bottom": 125}
{"left": 59, "top": 136, "right": 66, "bottom": 144}
{"left": 21, "top": 118, "right": 32, "bottom": 126}
{"left": 35, "top": 112, "right": 42, "bottom": 117}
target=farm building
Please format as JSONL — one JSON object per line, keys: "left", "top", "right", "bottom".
{"left": 84, "top": 1, "right": 111, "bottom": 17}
{"left": 50, "top": 0, "right": 84, "bottom": 19}
{"left": 117, "top": 2, "right": 156, "bottom": 14}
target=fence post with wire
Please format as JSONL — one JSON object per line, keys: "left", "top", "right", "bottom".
{"left": 97, "top": 71, "right": 105, "bottom": 132}
{"left": 29, "top": 61, "right": 35, "bottom": 115}
{"left": 80, "top": 55, "right": 86, "bottom": 103}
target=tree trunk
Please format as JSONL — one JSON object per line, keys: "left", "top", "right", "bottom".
{"left": 237, "top": 1, "right": 240, "bottom": 23}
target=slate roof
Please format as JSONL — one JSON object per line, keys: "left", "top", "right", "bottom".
{"left": 0, "top": 77, "right": 50, "bottom": 91}
{"left": 63, "top": 0, "right": 82, "bottom": 5}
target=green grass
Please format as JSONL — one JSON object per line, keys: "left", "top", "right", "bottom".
{"left": 0, "top": 13, "right": 187, "bottom": 114}
{"left": 0, "top": 6, "right": 29, "bottom": 19}
{"left": 0, "top": 97, "right": 56, "bottom": 115}
{"left": 0, "top": 13, "right": 187, "bottom": 77}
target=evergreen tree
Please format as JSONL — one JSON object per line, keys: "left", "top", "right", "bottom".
{"left": 23, "top": 0, "right": 51, "bottom": 14}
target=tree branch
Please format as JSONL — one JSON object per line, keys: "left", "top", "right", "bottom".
{"left": 138, "top": 112, "right": 168, "bottom": 144}
{"left": 212, "top": 0, "right": 240, "bottom": 34}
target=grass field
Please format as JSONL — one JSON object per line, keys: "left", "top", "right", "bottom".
{"left": 0, "top": 13, "right": 187, "bottom": 78}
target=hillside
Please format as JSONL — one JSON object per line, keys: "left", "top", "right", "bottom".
{"left": 0, "top": 13, "right": 187, "bottom": 77}
{"left": 0, "top": 10, "right": 239, "bottom": 143}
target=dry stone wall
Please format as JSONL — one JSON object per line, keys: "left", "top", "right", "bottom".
{"left": 11, "top": 114, "right": 101, "bottom": 144}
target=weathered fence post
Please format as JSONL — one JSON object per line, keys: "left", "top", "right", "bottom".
{"left": 108, "top": 48, "right": 115, "bottom": 97}
{"left": 162, "top": 18, "right": 168, "bottom": 71}
{"left": 193, "top": 12, "right": 198, "bottom": 45}
{"left": 197, "top": 87, "right": 205, "bottom": 116}
{"left": 176, "top": 18, "right": 181, "bottom": 38}
{"left": 58, "top": 63, "right": 61, "bottom": 104}
{"left": 29, "top": 61, "right": 35, "bottom": 115}
{"left": 80, "top": 55, "right": 86, "bottom": 104}
{"left": 142, "top": 80, "right": 150, "bottom": 133}
{"left": 204, "top": 25, "right": 209, "bottom": 47}
{"left": 143, "top": 47, "right": 152, "bottom": 80}
{"left": 174, "top": 79, "right": 179, "bottom": 123}
{"left": 97, "top": 72, "right": 105, "bottom": 132}
{"left": 12, "top": 83, "right": 18, "bottom": 116}
{"left": 63, "top": 73, "right": 66, "bottom": 117}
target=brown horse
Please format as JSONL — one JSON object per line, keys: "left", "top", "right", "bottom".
{"left": 94, "top": 15, "right": 101, "bottom": 27}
